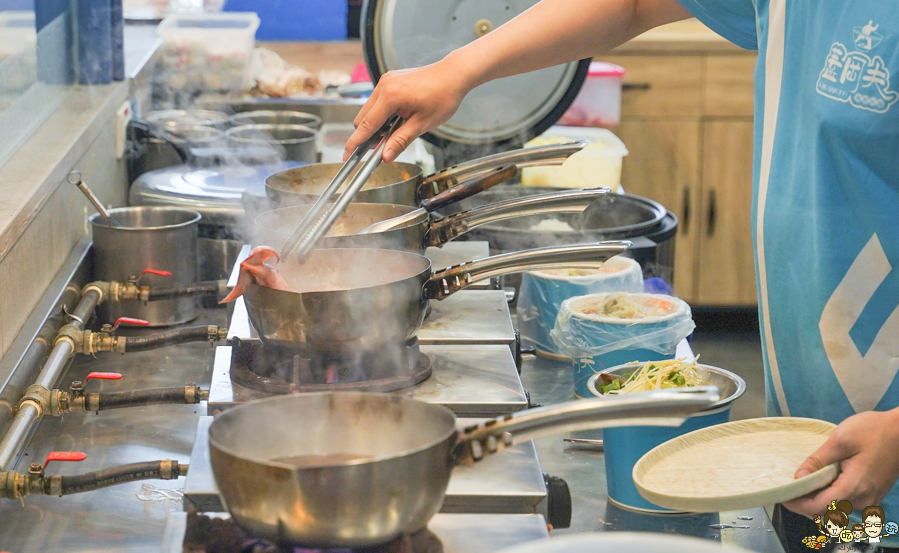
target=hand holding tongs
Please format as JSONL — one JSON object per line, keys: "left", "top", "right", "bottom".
{"left": 280, "top": 115, "right": 403, "bottom": 262}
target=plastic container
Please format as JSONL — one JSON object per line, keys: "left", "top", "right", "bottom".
{"left": 517, "top": 256, "right": 644, "bottom": 358}
{"left": 586, "top": 363, "right": 745, "bottom": 513}
{"left": 156, "top": 12, "right": 260, "bottom": 93}
{"left": 520, "top": 126, "right": 628, "bottom": 189}
{"left": 224, "top": 0, "right": 347, "bottom": 41}
{"left": 558, "top": 61, "right": 625, "bottom": 128}
{"left": 550, "top": 293, "right": 695, "bottom": 398}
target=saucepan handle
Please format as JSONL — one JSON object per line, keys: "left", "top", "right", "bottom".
{"left": 427, "top": 187, "right": 612, "bottom": 247}
{"left": 455, "top": 387, "right": 721, "bottom": 464}
{"left": 419, "top": 141, "right": 587, "bottom": 197}
{"left": 423, "top": 241, "right": 631, "bottom": 300}
{"left": 418, "top": 165, "right": 518, "bottom": 213}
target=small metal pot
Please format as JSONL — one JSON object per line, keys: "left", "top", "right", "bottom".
{"left": 144, "top": 109, "right": 230, "bottom": 129}
{"left": 228, "top": 110, "right": 322, "bottom": 130}
{"left": 90, "top": 207, "right": 201, "bottom": 326}
{"left": 264, "top": 142, "right": 588, "bottom": 208}
{"left": 225, "top": 124, "right": 318, "bottom": 164}
{"left": 252, "top": 188, "right": 611, "bottom": 254}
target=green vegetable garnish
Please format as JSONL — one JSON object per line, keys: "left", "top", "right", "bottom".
{"left": 599, "top": 378, "right": 621, "bottom": 395}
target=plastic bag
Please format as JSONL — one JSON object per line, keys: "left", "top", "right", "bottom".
{"left": 516, "top": 256, "right": 643, "bottom": 354}
{"left": 550, "top": 293, "right": 695, "bottom": 358}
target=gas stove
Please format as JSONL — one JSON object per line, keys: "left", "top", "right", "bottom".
{"left": 164, "top": 511, "right": 550, "bottom": 553}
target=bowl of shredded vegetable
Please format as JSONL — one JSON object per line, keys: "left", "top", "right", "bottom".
{"left": 586, "top": 359, "right": 745, "bottom": 513}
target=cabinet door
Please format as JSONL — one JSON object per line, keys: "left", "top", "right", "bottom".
{"left": 603, "top": 55, "right": 704, "bottom": 117}
{"left": 697, "top": 121, "right": 757, "bottom": 305}
{"left": 614, "top": 121, "right": 701, "bottom": 301}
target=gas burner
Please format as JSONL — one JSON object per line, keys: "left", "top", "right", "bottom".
{"left": 183, "top": 512, "right": 444, "bottom": 553}
{"left": 229, "top": 337, "right": 432, "bottom": 394}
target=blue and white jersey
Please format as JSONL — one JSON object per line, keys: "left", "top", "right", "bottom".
{"left": 674, "top": 0, "right": 899, "bottom": 522}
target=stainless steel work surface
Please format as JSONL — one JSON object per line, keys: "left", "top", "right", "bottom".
{"left": 518, "top": 354, "right": 785, "bottom": 553}
{"left": 0, "top": 308, "right": 226, "bottom": 553}
{"left": 418, "top": 290, "right": 516, "bottom": 345}
{"left": 208, "top": 343, "right": 528, "bottom": 417}
{"left": 163, "top": 511, "right": 550, "bottom": 553}
{"left": 184, "top": 416, "right": 546, "bottom": 514}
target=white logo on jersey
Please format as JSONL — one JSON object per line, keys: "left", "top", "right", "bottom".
{"left": 819, "top": 234, "right": 899, "bottom": 413}
{"left": 816, "top": 21, "right": 898, "bottom": 113}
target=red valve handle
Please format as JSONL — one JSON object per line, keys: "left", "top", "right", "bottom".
{"left": 44, "top": 451, "right": 87, "bottom": 468}
{"left": 85, "top": 372, "right": 123, "bottom": 382}
{"left": 141, "top": 269, "right": 172, "bottom": 277}
{"left": 111, "top": 317, "right": 150, "bottom": 331}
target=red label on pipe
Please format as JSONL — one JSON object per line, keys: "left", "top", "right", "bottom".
{"left": 115, "top": 317, "right": 150, "bottom": 326}
{"left": 85, "top": 372, "right": 123, "bottom": 382}
{"left": 141, "top": 269, "right": 172, "bottom": 277}
{"left": 45, "top": 451, "right": 87, "bottom": 467}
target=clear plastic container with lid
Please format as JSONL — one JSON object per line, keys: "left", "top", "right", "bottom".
{"left": 521, "top": 125, "right": 628, "bottom": 189}
{"left": 558, "top": 61, "right": 625, "bottom": 128}
{"left": 156, "top": 12, "right": 260, "bottom": 94}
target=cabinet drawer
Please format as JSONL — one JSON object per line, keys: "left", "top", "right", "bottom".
{"left": 704, "top": 55, "right": 756, "bottom": 116}
{"left": 602, "top": 55, "right": 704, "bottom": 117}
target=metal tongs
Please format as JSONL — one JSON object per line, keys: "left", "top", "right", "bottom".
{"left": 280, "top": 115, "right": 403, "bottom": 262}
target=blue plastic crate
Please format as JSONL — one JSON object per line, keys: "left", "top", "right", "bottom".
{"left": 223, "top": 0, "right": 347, "bottom": 41}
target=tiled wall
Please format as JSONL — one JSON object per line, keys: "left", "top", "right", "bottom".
{"left": 0, "top": 120, "right": 126, "bottom": 356}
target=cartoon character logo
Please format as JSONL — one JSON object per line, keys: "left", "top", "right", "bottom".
{"left": 802, "top": 501, "right": 898, "bottom": 549}
{"left": 816, "top": 20, "right": 898, "bottom": 113}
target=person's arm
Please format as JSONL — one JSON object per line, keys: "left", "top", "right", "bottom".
{"left": 344, "top": 0, "right": 691, "bottom": 163}
{"left": 783, "top": 408, "right": 899, "bottom": 517}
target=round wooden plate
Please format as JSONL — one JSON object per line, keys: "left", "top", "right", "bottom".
{"left": 633, "top": 417, "right": 840, "bottom": 512}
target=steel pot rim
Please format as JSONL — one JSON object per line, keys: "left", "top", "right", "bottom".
{"left": 585, "top": 363, "right": 746, "bottom": 412}
{"left": 208, "top": 392, "right": 459, "bottom": 470}
{"left": 88, "top": 206, "right": 202, "bottom": 231}
{"left": 225, "top": 124, "right": 319, "bottom": 145}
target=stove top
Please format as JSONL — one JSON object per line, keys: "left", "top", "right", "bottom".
{"left": 228, "top": 337, "right": 432, "bottom": 394}
{"left": 207, "top": 343, "right": 527, "bottom": 418}
{"left": 164, "top": 512, "right": 550, "bottom": 553}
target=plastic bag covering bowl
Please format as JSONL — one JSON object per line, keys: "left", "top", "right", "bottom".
{"left": 517, "top": 256, "right": 643, "bottom": 358}
{"left": 550, "top": 293, "right": 695, "bottom": 398}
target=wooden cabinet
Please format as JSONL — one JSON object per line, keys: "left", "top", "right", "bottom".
{"left": 697, "top": 121, "right": 756, "bottom": 305}
{"left": 603, "top": 21, "right": 758, "bottom": 305}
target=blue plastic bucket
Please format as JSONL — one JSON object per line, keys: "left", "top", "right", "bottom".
{"left": 517, "top": 257, "right": 643, "bottom": 358}
{"left": 586, "top": 364, "right": 746, "bottom": 513}
{"left": 551, "top": 293, "right": 695, "bottom": 398}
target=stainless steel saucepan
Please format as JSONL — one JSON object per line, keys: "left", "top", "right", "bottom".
{"left": 209, "top": 387, "right": 720, "bottom": 548}
{"left": 253, "top": 187, "right": 612, "bottom": 254}
{"left": 264, "top": 141, "right": 587, "bottom": 207}
{"left": 243, "top": 242, "right": 630, "bottom": 352}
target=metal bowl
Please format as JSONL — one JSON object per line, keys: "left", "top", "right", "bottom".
{"left": 159, "top": 124, "right": 225, "bottom": 146}
{"left": 225, "top": 124, "right": 318, "bottom": 163}
{"left": 145, "top": 109, "right": 230, "bottom": 129}
{"left": 586, "top": 363, "right": 745, "bottom": 411}
{"left": 228, "top": 110, "right": 322, "bottom": 130}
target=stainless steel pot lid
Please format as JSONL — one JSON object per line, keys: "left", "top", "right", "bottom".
{"left": 362, "top": 0, "right": 589, "bottom": 148}
{"left": 128, "top": 161, "right": 303, "bottom": 226}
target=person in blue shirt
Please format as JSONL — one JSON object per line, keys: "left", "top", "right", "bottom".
{"left": 345, "top": 0, "right": 899, "bottom": 542}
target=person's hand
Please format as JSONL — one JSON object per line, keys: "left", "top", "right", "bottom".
{"left": 783, "top": 409, "right": 899, "bottom": 517}
{"left": 344, "top": 55, "right": 476, "bottom": 164}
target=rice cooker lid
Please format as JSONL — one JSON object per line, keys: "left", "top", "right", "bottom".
{"left": 362, "top": 0, "right": 590, "bottom": 148}
{"left": 129, "top": 161, "right": 302, "bottom": 226}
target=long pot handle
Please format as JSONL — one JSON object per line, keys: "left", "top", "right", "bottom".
{"left": 455, "top": 387, "right": 721, "bottom": 464}
{"left": 419, "top": 141, "right": 588, "bottom": 197}
{"left": 419, "top": 165, "right": 518, "bottom": 213}
{"left": 427, "top": 187, "right": 612, "bottom": 247}
{"left": 424, "top": 241, "right": 631, "bottom": 300}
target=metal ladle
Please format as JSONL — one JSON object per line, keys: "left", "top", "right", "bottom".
{"left": 68, "top": 171, "right": 121, "bottom": 227}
